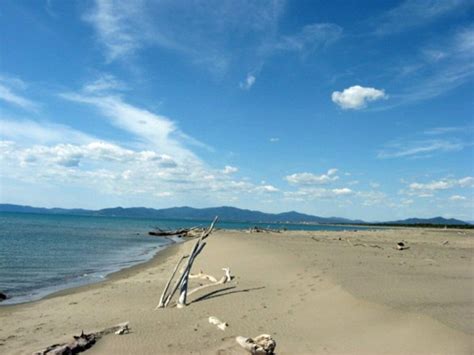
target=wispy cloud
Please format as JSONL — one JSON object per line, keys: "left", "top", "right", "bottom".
{"left": 332, "top": 85, "right": 387, "bottom": 110}
{"left": 384, "top": 26, "right": 474, "bottom": 107}
{"left": 402, "top": 176, "right": 474, "bottom": 197}
{"left": 377, "top": 139, "right": 466, "bottom": 159}
{"left": 273, "top": 23, "right": 342, "bottom": 53}
{"left": 0, "top": 76, "right": 38, "bottom": 111}
{"left": 374, "top": 0, "right": 471, "bottom": 35}
{"left": 239, "top": 74, "right": 256, "bottom": 90}
{"left": 83, "top": 0, "right": 285, "bottom": 74}
{"left": 423, "top": 125, "right": 472, "bottom": 135}
{"left": 60, "top": 90, "right": 198, "bottom": 162}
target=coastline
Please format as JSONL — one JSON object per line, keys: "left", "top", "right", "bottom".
{"left": 1, "top": 228, "right": 472, "bottom": 354}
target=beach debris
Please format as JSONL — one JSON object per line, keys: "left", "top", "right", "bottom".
{"left": 248, "top": 226, "right": 281, "bottom": 233}
{"left": 148, "top": 227, "right": 203, "bottom": 238}
{"left": 114, "top": 322, "right": 130, "bottom": 335}
{"left": 190, "top": 270, "right": 218, "bottom": 283}
{"left": 156, "top": 255, "right": 190, "bottom": 309}
{"left": 186, "top": 268, "right": 233, "bottom": 299}
{"left": 209, "top": 316, "right": 228, "bottom": 331}
{"left": 396, "top": 242, "right": 409, "bottom": 250}
{"left": 442, "top": 240, "right": 449, "bottom": 245}
{"left": 0, "top": 291, "right": 7, "bottom": 302}
{"left": 156, "top": 217, "right": 231, "bottom": 309}
{"left": 33, "top": 322, "right": 129, "bottom": 355}
{"left": 236, "top": 334, "right": 276, "bottom": 354}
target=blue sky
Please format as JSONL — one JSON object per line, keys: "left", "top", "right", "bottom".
{"left": 0, "top": 0, "right": 473, "bottom": 221}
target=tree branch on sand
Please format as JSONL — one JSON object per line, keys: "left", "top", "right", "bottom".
{"left": 33, "top": 322, "right": 129, "bottom": 355}
{"left": 156, "top": 217, "right": 234, "bottom": 309}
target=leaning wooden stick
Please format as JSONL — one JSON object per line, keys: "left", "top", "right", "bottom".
{"left": 156, "top": 216, "right": 219, "bottom": 309}
{"left": 156, "top": 255, "right": 189, "bottom": 309}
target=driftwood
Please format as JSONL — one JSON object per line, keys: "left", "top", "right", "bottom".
{"left": 156, "top": 217, "right": 224, "bottom": 309}
{"left": 156, "top": 255, "right": 189, "bottom": 309}
{"left": 248, "top": 226, "right": 281, "bottom": 234}
{"left": 209, "top": 316, "right": 228, "bottom": 331}
{"left": 186, "top": 268, "right": 233, "bottom": 298}
{"left": 148, "top": 227, "right": 203, "bottom": 238}
{"left": 396, "top": 242, "right": 409, "bottom": 250}
{"left": 236, "top": 334, "right": 276, "bottom": 354}
{"left": 33, "top": 322, "right": 129, "bottom": 355}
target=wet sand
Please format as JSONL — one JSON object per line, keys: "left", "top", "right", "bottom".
{"left": 0, "top": 228, "right": 473, "bottom": 354}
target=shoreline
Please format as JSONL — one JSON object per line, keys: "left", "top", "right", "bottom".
{"left": 1, "top": 228, "right": 472, "bottom": 354}
{"left": 0, "top": 238, "right": 184, "bottom": 309}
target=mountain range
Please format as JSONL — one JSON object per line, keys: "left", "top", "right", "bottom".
{"left": 0, "top": 204, "right": 470, "bottom": 225}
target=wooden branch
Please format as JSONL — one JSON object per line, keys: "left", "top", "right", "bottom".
{"left": 156, "top": 216, "right": 219, "bottom": 309}
{"left": 34, "top": 322, "right": 129, "bottom": 355}
{"left": 186, "top": 268, "right": 233, "bottom": 298}
{"left": 236, "top": 334, "right": 276, "bottom": 354}
{"left": 189, "top": 270, "right": 218, "bottom": 283}
{"left": 155, "top": 255, "right": 189, "bottom": 309}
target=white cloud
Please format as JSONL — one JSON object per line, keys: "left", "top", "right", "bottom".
{"left": 332, "top": 187, "right": 352, "bottom": 195}
{"left": 409, "top": 180, "right": 453, "bottom": 191}
{"left": 60, "top": 91, "right": 197, "bottom": 163}
{"left": 255, "top": 184, "right": 279, "bottom": 193}
{"left": 284, "top": 186, "right": 353, "bottom": 201}
{"left": 222, "top": 165, "right": 238, "bottom": 174}
{"left": 458, "top": 176, "right": 474, "bottom": 187}
{"left": 239, "top": 74, "right": 256, "bottom": 90}
{"left": 450, "top": 195, "right": 467, "bottom": 201}
{"left": 269, "top": 137, "right": 279, "bottom": 143}
{"left": 331, "top": 85, "right": 387, "bottom": 110}
{"left": 285, "top": 169, "right": 339, "bottom": 185}
{"left": 404, "top": 176, "right": 474, "bottom": 196}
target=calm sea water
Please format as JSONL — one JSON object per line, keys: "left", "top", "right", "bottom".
{"left": 0, "top": 212, "right": 371, "bottom": 304}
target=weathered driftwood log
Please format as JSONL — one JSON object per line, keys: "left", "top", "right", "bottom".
{"left": 248, "top": 226, "right": 281, "bottom": 233}
{"left": 235, "top": 334, "right": 276, "bottom": 354}
{"left": 189, "top": 270, "right": 218, "bottom": 283}
{"left": 155, "top": 217, "right": 219, "bottom": 309}
{"left": 186, "top": 268, "right": 233, "bottom": 298}
{"left": 33, "top": 322, "right": 129, "bottom": 355}
{"left": 148, "top": 227, "right": 204, "bottom": 237}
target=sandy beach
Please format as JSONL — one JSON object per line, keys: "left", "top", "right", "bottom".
{"left": 0, "top": 227, "right": 473, "bottom": 354}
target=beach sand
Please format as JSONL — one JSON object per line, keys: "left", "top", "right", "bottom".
{"left": 0, "top": 228, "right": 473, "bottom": 354}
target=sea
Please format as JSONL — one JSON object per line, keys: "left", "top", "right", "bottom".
{"left": 0, "top": 212, "right": 372, "bottom": 305}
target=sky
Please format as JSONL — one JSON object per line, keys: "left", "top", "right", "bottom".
{"left": 0, "top": 0, "right": 473, "bottom": 221}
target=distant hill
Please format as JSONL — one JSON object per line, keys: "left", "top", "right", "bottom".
{"left": 384, "top": 216, "right": 468, "bottom": 226}
{"left": 0, "top": 203, "right": 363, "bottom": 224}
{"left": 0, "top": 204, "right": 469, "bottom": 225}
